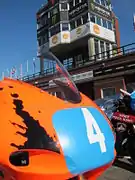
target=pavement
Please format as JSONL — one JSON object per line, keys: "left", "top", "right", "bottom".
{"left": 98, "top": 158, "right": 135, "bottom": 180}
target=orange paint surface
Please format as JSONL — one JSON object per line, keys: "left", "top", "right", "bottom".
{"left": 0, "top": 78, "right": 115, "bottom": 180}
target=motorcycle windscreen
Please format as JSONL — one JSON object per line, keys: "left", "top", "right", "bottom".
{"left": 44, "top": 52, "right": 81, "bottom": 104}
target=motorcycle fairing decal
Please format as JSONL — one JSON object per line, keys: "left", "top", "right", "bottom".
{"left": 0, "top": 78, "right": 60, "bottom": 154}
{"left": 53, "top": 107, "right": 115, "bottom": 175}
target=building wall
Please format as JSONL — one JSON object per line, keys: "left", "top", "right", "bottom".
{"left": 114, "top": 16, "right": 121, "bottom": 48}
{"left": 94, "top": 77, "right": 125, "bottom": 99}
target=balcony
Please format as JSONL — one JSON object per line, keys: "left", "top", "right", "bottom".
{"left": 22, "top": 42, "right": 135, "bottom": 82}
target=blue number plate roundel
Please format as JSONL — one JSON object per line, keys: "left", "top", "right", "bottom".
{"left": 52, "top": 107, "right": 115, "bottom": 175}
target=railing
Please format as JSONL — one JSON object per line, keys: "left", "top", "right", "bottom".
{"left": 22, "top": 42, "right": 135, "bottom": 81}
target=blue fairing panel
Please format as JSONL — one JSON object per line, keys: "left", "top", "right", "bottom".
{"left": 53, "top": 107, "right": 115, "bottom": 175}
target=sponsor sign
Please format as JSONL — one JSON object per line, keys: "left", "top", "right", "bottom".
{"left": 90, "top": 22, "right": 115, "bottom": 42}
{"left": 49, "top": 31, "right": 70, "bottom": 48}
{"left": 90, "top": 3, "right": 111, "bottom": 18}
{"left": 69, "top": 2, "right": 88, "bottom": 19}
{"left": 70, "top": 22, "right": 90, "bottom": 42}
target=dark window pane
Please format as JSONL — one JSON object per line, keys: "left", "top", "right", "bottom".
{"left": 106, "top": 43, "right": 110, "bottom": 51}
{"left": 97, "top": 16, "right": 101, "bottom": 26}
{"left": 76, "top": 18, "right": 82, "bottom": 27}
{"left": 94, "top": 39, "right": 99, "bottom": 58}
{"left": 102, "top": 87, "right": 116, "bottom": 98}
{"left": 95, "top": 0, "right": 100, "bottom": 4}
{"left": 60, "top": 11, "right": 69, "bottom": 21}
{"left": 102, "top": 19, "right": 107, "bottom": 28}
{"left": 69, "top": 0, "right": 73, "bottom": 10}
{"left": 101, "top": 0, "right": 106, "bottom": 6}
{"left": 70, "top": 21, "right": 75, "bottom": 30}
{"left": 82, "top": 13, "right": 88, "bottom": 24}
{"left": 108, "top": 21, "right": 112, "bottom": 30}
{"left": 75, "top": 0, "right": 79, "bottom": 5}
{"left": 50, "top": 25, "right": 60, "bottom": 36}
{"left": 62, "top": 23, "right": 69, "bottom": 31}
{"left": 100, "top": 41, "right": 105, "bottom": 58}
{"left": 90, "top": 14, "right": 95, "bottom": 23}
{"left": 61, "top": 3, "right": 68, "bottom": 10}
{"left": 38, "top": 38, "right": 42, "bottom": 46}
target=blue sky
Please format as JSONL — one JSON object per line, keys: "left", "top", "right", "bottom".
{"left": 0, "top": 0, "right": 135, "bottom": 78}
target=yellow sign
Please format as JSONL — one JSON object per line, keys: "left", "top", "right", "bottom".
{"left": 76, "top": 27, "right": 82, "bottom": 35}
{"left": 52, "top": 35, "right": 58, "bottom": 44}
{"left": 93, "top": 24, "right": 100, "bottom": 34}
{"left": 63, "top": 33, "right": 69, "bottom": 39}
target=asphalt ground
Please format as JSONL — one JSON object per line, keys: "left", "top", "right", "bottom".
{"left": 98, "top": 158, "right": 135, "bottom": 180}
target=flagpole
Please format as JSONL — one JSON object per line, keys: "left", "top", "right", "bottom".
{"left": 26, "top": 60, "right": 29, "bottom": 75}
{"left": 10, "top": 69, "right": 12, "bottom": 79}
{"left": 2, "top": 72, "right": 4, "bottom": 79}
{"left": 20, "top": 64, "right": 23, "bottom": 80}
{"left": 33, "top": 58, "right": 36, "bottom": 74}
{"left": 7, "top": 69, "right": 10, "bottom": 77}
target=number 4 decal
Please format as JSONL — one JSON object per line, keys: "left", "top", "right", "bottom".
{"left": 81, "top": 108, "right": 107, "bottom": 153}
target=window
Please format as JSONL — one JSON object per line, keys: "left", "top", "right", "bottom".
{"left": 95, "top": 0, "right": 100, "bottom": 4}
{"left": 102, "top": 19, "right": 107, "bottom": 28}
{"left": 101, "top": 87, "right": 116, "bottom": 98}
{"left": 43, "top": 33, "right": 49, "bottom": 44}
{"left": 75, "top": 54, "right": 83, "bottom": 67}
{"left": 69, "top": 0, "right": 73, "bottom": 10}
{"left": 70, "top": 21, "right": 75, "bottom": 30}
{"left": 61, "top": 23, "right": 69, "bottom": 31}
{"left": 106, "top": 43, "right": 110, "bottom": 58}
{"left": 76, "top": 18, "right": 82, "bottom": 27}
{"left": 108, "top": 21, "right": 112, "bottom": 30}
{"left": 50, "top": 7, "right": 59, "bottom": 17}
{"left": 38, "top": 38, "right": 42, "bottom": 46}
{"left": 106, "top": 43, "right": 110, "bottom": 51}
{"left": 82, "top": 13, "right": 88, "bottom": 24}
{"left": 96, "top": 16, "right": 101, "bottom": 26}
{"left": 63, "top": 58, "right": 73, "bottom": 69}
{"left": 60, "top": 11, "right": 69, "bottom": 21}
{"left": 94, "top": 39, "right": 100, "bottom": 58}
{"left": 101, "top": 0, "right": 106, "bottom": 6}
{"left": 100, "top": 41, "right": 105, "bottom": 58}
{"left": 75, "top": 0, "right": 79, "bottom": 5}
{"left": 60, "top": 3, "right": 68, "bottom": 11}
{"left": 90, "top": 14, "right": 96, "bottom": 23}
{"left": 50, "top": 24, "right": 60, "bottom": 36}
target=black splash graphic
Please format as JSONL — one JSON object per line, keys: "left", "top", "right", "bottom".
{"left": 9, "top": 86, "right": 13, "bottom": 88}
{"left": 11, "top": 93, "right": 19, "bottom": 98}
{"left": 10, "top": 96, "right": 60, "bottom": 154}
{"left": 0, "top": 88, "right": 3, "bottom": 91}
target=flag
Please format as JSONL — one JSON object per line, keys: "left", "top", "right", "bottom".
{"left": 133, "top": 14, "right": 135, "bottom": 31}
{"left": 11, "top": 67, "right": 16, "bottom": 75}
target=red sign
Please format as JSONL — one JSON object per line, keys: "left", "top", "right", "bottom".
{"left": 112, "top": 112, "right": 135, "bottom": 124}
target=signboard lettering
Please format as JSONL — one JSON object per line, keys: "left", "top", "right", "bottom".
{"left": 69, "top": 2, "right": 88, "bottom": 19}
{"left": 90, "top": 3, "right": 111, "bottom": 18}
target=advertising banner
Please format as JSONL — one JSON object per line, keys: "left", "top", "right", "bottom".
{"left": 49, "top": 31, "right": 70, "bottom": 48}
{"left": 70, "top": 22, "right": 90, "bottom": 42}
{"left": 90, "top": 22, "right": 115, "bottom": 42}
